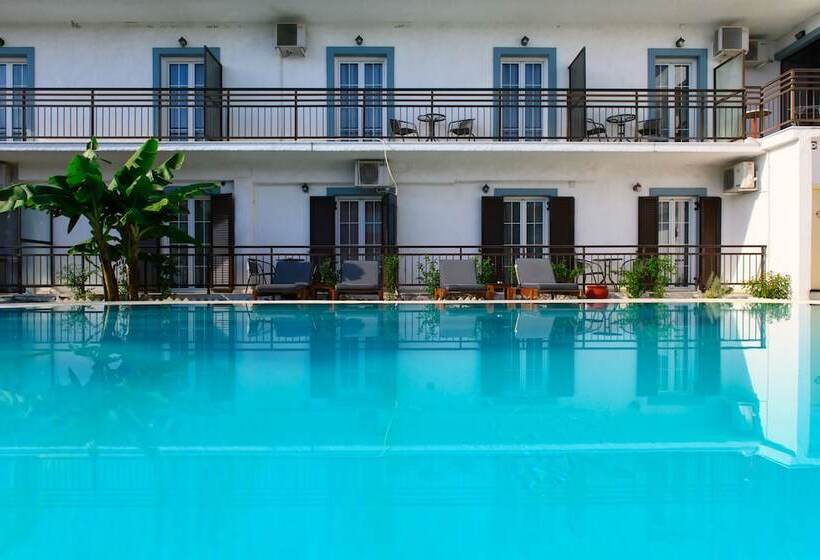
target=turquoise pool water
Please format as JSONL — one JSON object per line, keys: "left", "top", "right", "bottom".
{"left": 0, "top": 303, "right": 818, "bottom": 559}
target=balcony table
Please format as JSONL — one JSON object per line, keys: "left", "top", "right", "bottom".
{"left": 744, "top": 108, "right": 771, "bottom": 138}
{"left": 417, "top": 113, "right": 446, "bottom": 141}
{"left": 605, "top": 113, "right": 636, "bottom": 141}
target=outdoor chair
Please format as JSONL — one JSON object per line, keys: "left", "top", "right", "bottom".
{"left": 246, "top": 258, "right": 273, "bottom": 294}
{"left": 334, "top": 260, "right": 383, "bottom": 300}
{"left": 435, "top": 260, "right": 489, "bottom": 300}
{"left": 514, "top": 258, "right": 579, "bottom": 300}
{"left": 448, "top": 118, "right": 476, "bottom": 140}
{"left": 585, "top": 118, "right": 608, "bottom": 140}
{"left": 390, "top": 118, "right": 419, "bottom": 140}
{"left": 252, "top": 259, "right": 312, "bottom": 300}
{"left": 637, "top": 117, "right": 664, "bottom": 141}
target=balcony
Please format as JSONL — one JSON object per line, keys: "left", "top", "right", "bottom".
{"left": 0, "top": 87, "right": 748, "bottom": 143}
{"left": 747, "top": 69, "right": 820, "bottom": 137}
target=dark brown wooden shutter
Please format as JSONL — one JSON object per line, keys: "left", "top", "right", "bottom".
{"left": 481, "top": 196, "right": 505, "bottom": 282}
{"left": 210, "top": 193, "right": 234, "bottom": 291}
{"left": 567, "top": 48, "right": 587, "bottom": 141}
{"left": 638, "top": 197, "right": 659, "bottom": 255}
{"left": 549, "top": 196, "right": 575, "bottom": 270}
{"left": 310, "top": 196, "right": 336, "bottom": 269}
{"left": 138, "top": 237, "right": 161, "bottom": 293}
{"left": 698, "top": 196, "right": 722, "bottom": 290}
{"left": 203, "top": 46, "right": 223, "bottom": 140}
{"left": 0, "top": 164, "right": 21, "bottom": 292}
{"left": 381, "top": 192, "right": 397, "bottom": 249}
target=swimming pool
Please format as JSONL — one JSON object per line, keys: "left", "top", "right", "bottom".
{"left": 0, "top": 303, "right": 818, "bottom": 558}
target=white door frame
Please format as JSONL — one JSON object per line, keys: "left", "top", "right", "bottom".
{"left": 334, "top": 57, "right": 386, "bottom": 138}
{"left": 500, "top": 57, "right": 546, "bottom": 139}
{"left": 654, "top": 58, "right": 698, "bottom": 140}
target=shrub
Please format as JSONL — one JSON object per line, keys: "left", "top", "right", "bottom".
{"left": 553, "top": 260, "right": 584, "bottom": 283}
{"left": 382, "top": 254, "right": 399, "bottom": 294}
{"left": 474, "top": 256, "right": 496, "bottom": 285}
{"left": 746, "top": 272, "right": 791, "bottom": 299}
{"left": 417, "top": 256, "right": 440, "bottom": 296}
{"left": 702, "top": 274, "right": 732, "bottom": 298}
{"left": 60, "top": 265, "right": 94, "bottom": 300}
{"left": 620, "top": 256, "right": 676, "bottom": 298}
{"left": 317, "top": 257, "right": 339, "bottom": 285}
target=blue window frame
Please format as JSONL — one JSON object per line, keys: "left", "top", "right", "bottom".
{"left": 0, "top": 47, "right": 35, "bottom": 140}
{"left": 326, "top": 47, "right": 394, "bottom": 138}
{"left": 493, "top": 48, "right": 556, "bottom": 139}
{"left": 152, "top": 47, "right": 220, "bottom": 138}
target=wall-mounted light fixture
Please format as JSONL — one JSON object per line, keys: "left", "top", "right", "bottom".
{"left": 178, "top": 36, "right": 188, "bottom": 48}
{"left": 632, "top": 182, "right": 642, "bottom": 192}
{"left": 0, "top": 38, "right": 5, "bottom": 48}
{"left": 675, "top": 36, "right": 685, "bottom": 48}
{"left": 355, "top": 35, "right": 364, "bottom": 46}
{"left": 481, "top": 184, "right": 491, "bottom": 194}
{"left": 301, "top": 183, "right": 310, "bottom": 193}
{"left": 520, "top": 36, "right": 530, "bottom": 47}
{"left": 795, "top": 30, "right": 806, "bottom": 41}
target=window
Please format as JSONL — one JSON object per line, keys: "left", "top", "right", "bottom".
{"left": 658, "top": 197, "right": 697, "bottom": 286}
{"left": 335, "top": 58, "right": 385, "bottom": 138}
{"left": 169, "top": 198, "right": 211, "bottom": 288}
{"left": 162, "top": 58, "right": 204, "bottom": 140}
{"left": 654, "top": 59, "right": 697, "bottom": 140}
{"left": 500, "top": 58, "right": 544, "bottom": 139}
{"left": 504, "top": 198, "right": 548, "bottom": 255}
{"left": 0, "top": 58, "right": 28, "bottom": 139}
{"left": 337, "top": 198, "right": 382, "bottom": 261}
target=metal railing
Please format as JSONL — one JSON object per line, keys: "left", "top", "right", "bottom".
{"left": 0, "top": 244, "right": 766, "bottom": 294}
{"left": 0, "top": 87, "right": 747, "bottom": 142}
{"left": 747, "top": 69, "right": 820, "bottom": 137}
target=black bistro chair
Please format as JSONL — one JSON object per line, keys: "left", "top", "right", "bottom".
{"left": 448, "top": 118, "right": 476, "bottom": 140}
{"left": 585, "top": 118, "right": 608, "bottom": 140}
{"left": 389, "top": 118, "right": 419, "bottom": 140}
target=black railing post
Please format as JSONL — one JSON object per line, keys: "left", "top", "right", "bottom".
{"left": 89, "top": 89, "right": 96, "bottom": 138}
{"left": 293, "top": 89, "right": 299, "bottom": 140}
{"left": 225, "top": 89, "right": 231, "bottom": 141}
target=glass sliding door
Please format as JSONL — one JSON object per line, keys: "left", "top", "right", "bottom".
{"left": 503, "top": 198, "right": 548, "bottom": 280}
{"left": 500, "top": 59, "right": 544, "bottom": 140}
{"left": 654, "top": 60, "right": 697, "bottom": 141}
{"left": 658, "top": 197, "right": 697, "bottom": 286}
{"left": 169, "top": 198, "right": 211, "bottom": 288}
{"left": 337, "top": 198, "right": 382, "bottom": 261}
{"left": 0, "top": 59, "right": 28, "bottom": 140}
{"left": 336, "top": 58, "right": 385, "bottom": 138}
{"left": 164, "top": 59, "right": 204, "bottom": 140}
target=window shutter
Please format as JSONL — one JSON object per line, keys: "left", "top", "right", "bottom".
{"left": 567, "top": 48, "right": 587, "bottom": 141}
{"left": 549, "top": 196, "right": 575, "bottom": 270}
{"left": 698, "top": 196, "right": 722, "bottom": 290}
{"left": 381, "top": 192, "right": 397, "bottom": 249}
{"left": 0, "top": 164, "right": 21, "bottom": 292}
{"left": 203, "top": 46, "right": 223, "bottom": 140}
{"left": 310, "top": 196, "right": 336, "bottom": 269}
{"left": 210, "top": 193, "right": 235, "bottom": 291}
{"left": 637, "top": 197, "right": 659, "bottom": 255}
{"left": 481, "top": 196, "right": 505, "bottom": 282}
{"left": 138, "top": 237, "right": 161, "bottom": 293}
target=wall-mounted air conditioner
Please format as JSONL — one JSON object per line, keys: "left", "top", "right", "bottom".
{"left": 275, "top": 23, "right": 306, "bottom": 57}
{"left": 744, "top": 39, "right": 771, "bottom": 68}
{"left": 354, "top": 160, "right": 390, "bottom": 188}
{"left": 714, "top": 26, "right": 749, "bottom": 59}
{"left": 723, "top": 161, "right": 756, "bottom": 193}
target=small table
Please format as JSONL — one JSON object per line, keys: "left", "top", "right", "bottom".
{"left": 418, "top": 113, "right": 446, "bottom": 141}
{"left": 606, "top": 113, "right": 636, "bottom": 140}
{"left": 311, "top": 283, "right": 337, "bottom": 301}
{"left": 744, "top": 108, "right": 771, "bottom": 138}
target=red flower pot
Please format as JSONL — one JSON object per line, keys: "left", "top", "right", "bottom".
{"left": 585, "top": 284, "right": 609, "bottom": 299}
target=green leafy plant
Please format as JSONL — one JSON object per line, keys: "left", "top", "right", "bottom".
{"left": 553, "top": 260, "right": 584, "bottom": 283}
{"left": 474, "top": 256, "right": 495, "bottom": 285}
{"left": 620, "top": 256, "right": 676, "bottom": 298}
{"left": 702, "top": 274, "right": 733, "bottom": 298}
{"left": 317, "top": 257, "right": 339, "bottom": 285}
{"left": 60, "top": 265, "right": 94, "bottom": 300}
{"left": 417, "top": 256, "right": 440, "bottom": 296}
{"left": 746, "top": 272, "right": 791, "bottom": 299}
{"left": 383, "top": 254, "right": 399, "bottom": 294}
{"left": 142, "top": 253, "right": 179, "bottom": 300}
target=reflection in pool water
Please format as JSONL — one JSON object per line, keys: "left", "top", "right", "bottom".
{"left": 0, "top": 303, "right": 818, "bottom": 559}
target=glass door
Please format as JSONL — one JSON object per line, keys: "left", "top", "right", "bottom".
{"left": 336, "top": 58, "right": 385, "bottom": 138}
{"left": 337, "top": 198, "right": 382, "bottom": 261}
{"left": 503, "top": 198, "right": 548, "bottom": 280}
{"left": 163, "top": 59, "right": 204, "bottom": 140}
{"left": 0, "top": 59, "right": 28, "bottom": 140}
{"left": 169, "top": 198, "right": 211, "bottom": 288}
{"left": 658, "top": 197, "right": 697, "bottom": 286}
{"left": 500, "top": 59, "right": 544, "bottom": 140}
{"left": 654, "top": 60, "right": 697, "bottom": 141}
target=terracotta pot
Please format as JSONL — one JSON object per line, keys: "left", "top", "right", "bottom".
{"left": 585, "top": 284, "right": 609, "bottom": 299}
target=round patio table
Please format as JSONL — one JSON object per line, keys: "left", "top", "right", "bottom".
{"left": 418, "top": 113, "right": 446, "bottom": 141}
{"left": 606, "top": 113, "right": 637, "bottom": 140}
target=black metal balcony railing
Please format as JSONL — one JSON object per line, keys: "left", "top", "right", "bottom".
{"left": 0, "top": 244, "right": 766, "bottom": 294}
{"left": 0, "top": 87, "right": 748, "bottom": 142}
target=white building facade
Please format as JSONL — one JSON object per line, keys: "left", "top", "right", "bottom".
{"left": 0, "top": 0, "right": 819, "bottom": 296}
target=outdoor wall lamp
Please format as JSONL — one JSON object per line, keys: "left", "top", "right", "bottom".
{"left": 178, "top": 36, "right": 188, "bottom": 48}
{"left": 520, "top": 36, "right": 530, "bottom": 47}
{"left": 301, "top": 183, "right": 310, "bottom": 193}
{"left": 481, "top": 184, "right": 490, "bottom": 194}
{"left": 632, "top": 182, "right": 642, "bottom": 192}
{"left": 795, "top": 30, "right": 806, "bottom": 41}
{"left": 355, "top": 35, "right": 364, "bottom": 46}
{"left": 675, "top": 36, "right": 685, "bottom": 48}
{"left": 0, "top": 38, "right": 5, "bottom": 47}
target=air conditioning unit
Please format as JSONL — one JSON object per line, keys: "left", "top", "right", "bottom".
{"left": 714, "top": 26, "right": 749, "bottom": 59}
{"left": 354, "top": 160, "right": 390, "bottom": 188}
{"left": 723, "top": 161, "right": 756, "bottom": 193}
{"left": 275, "top": 23, "right": 306, "bottom": 57}
{"left": 745, "top": 39, "right": 771, "bottom": 68}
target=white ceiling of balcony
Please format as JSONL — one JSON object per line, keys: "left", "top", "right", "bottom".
{"left": 0, "top": 0, "right": 817, "bottom": 38}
